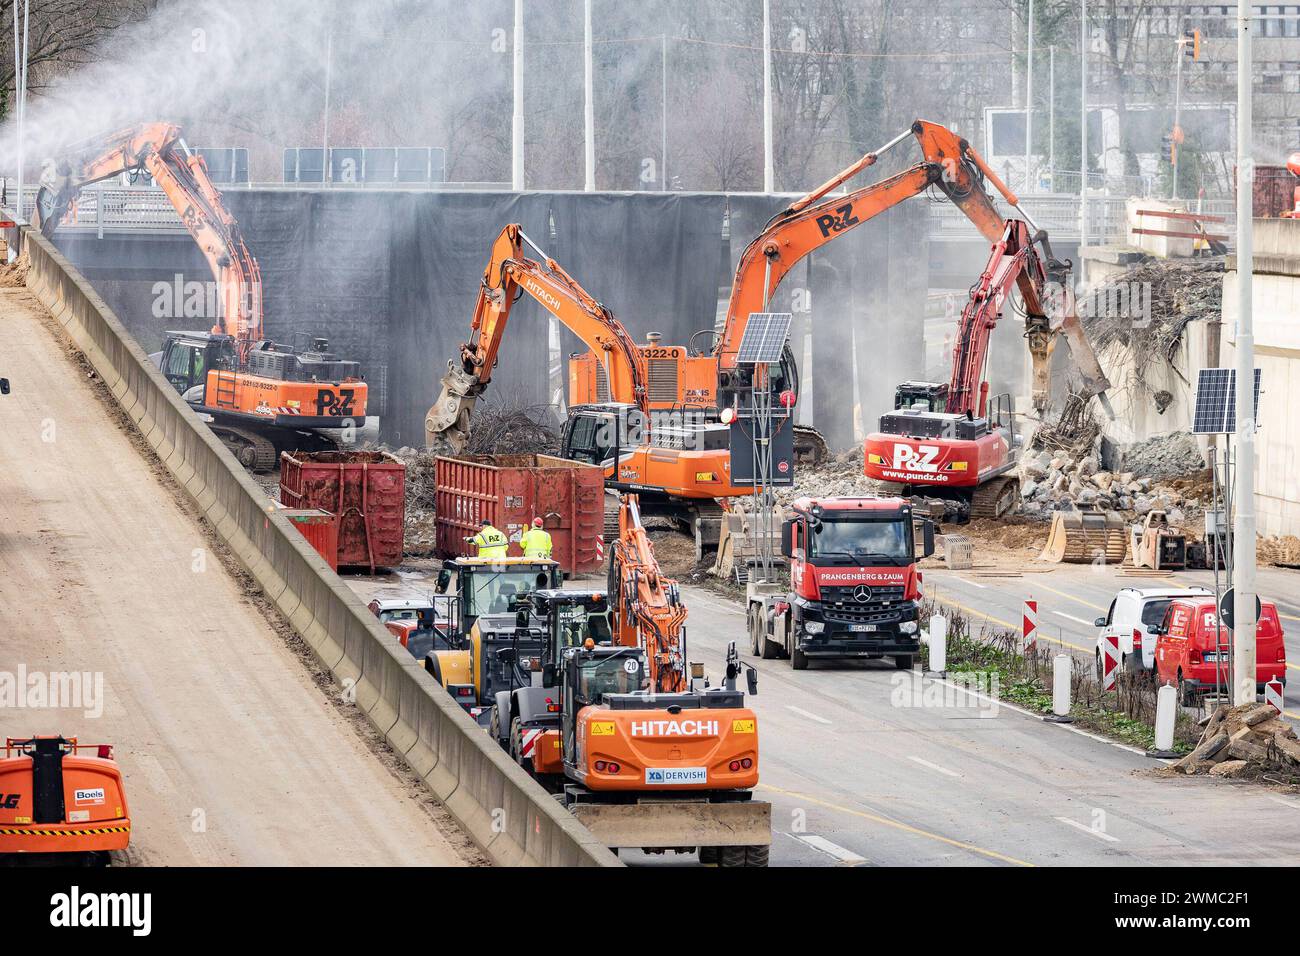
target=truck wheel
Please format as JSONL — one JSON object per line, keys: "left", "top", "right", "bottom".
{"left": 791, "top": 646, "right": 808, "bottom": 671}
{"left": 718, "top": 846, "right": 746, "bottom": 867}
{"left": 893, "top": 654, "right": 914, "bottom": 671}
{"left": 743, "top": 845, "right": 769, "bottom": 867}
{"left": 509, "top": 717, "right": 528, "bottom": 771}
{"left": 1177, "top": 671, "right": 1195, "bottom": 708}
{"left": 748, "top": 605, "right": 763, "bottom": 656}
{"left": 698, "top": 846, "right": 719, "bottom": 866}
{"left": 489, "top": 706, "right": 506, "bottom": 750}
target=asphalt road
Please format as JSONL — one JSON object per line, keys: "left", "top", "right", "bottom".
{"left": 0, "top": 289, "right": 471, "bottom": 866}
{"left": 923, "top": 563, "right": 1300, "bottom": 720}
{"left": 645, "top": 581, "right": 1300, "bottom": 867}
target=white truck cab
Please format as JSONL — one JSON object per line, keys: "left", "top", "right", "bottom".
{"left": 1094, "top": 586, "right": 1214, "bottom": 672}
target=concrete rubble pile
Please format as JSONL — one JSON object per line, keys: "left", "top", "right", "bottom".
{"left": 1015, "top": 431, "right": 1208, "bottom": 528}
{"left": 1173, "top": 703, "right": 1300, "bottom": 779}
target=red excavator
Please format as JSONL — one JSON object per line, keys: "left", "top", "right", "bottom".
{"left": 0, "top": 736, "right": 131, "bottom": 864}
{"left": 863, "top": 216, "right": 1111, "bottom": 519}
{"left": 35, "top": 123, "right": 368, "bottom": 469}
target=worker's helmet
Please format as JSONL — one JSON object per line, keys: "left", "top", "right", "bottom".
{"left": 479, "top": 517, "right": 492, "bottom": 528}
{"left": 532, "top": 517, "right": 543, "bottom": 528}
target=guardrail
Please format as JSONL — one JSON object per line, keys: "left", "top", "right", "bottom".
{"left": 13, "top": 220, "right": 619, "bottom": 869}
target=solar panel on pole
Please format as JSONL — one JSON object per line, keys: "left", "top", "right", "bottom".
{"left": 736, "top": 312, "right": 792, "bottom": 365}
{"left": 1192, "top": 367, "right": 1261, "bottom": 434}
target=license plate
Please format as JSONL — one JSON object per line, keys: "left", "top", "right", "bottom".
{"left": 1202, "top": 653, "right": 1222, "bottom": 662}
{"left": 849, "top": 624, "right": 878, "bottom": 632}
{"left": 644, "top": 767, "right": 707, "bottom": 786}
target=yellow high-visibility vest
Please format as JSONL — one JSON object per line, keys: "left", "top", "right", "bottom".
{"left": 520, "top": 527, "right": 553, "bottom": 559}
{"left": 470, "top": 525, "right": 509, "bottom": 559}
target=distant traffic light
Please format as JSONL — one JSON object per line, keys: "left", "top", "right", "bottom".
{"left": 1182, "top": 28, "right": 1201, "bottom": 60}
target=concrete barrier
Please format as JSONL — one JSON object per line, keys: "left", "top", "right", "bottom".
{"left": 17, "top": 223, "right": 619, "bottom": 868}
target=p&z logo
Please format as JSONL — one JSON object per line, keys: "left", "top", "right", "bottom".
{"left": 893, "top": 443, "right": 940, "bottom": 473}
{"left": 315, "top": 388, "right": 356, "bottom": 417}
{"left": 0, "top": 793, "right": 20, "bottom": 809}
{"left": 816, "top": 202, "right": 860, "bottom": 238}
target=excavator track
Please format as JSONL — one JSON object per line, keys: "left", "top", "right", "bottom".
{"left": 792, "top": 425, "right": 829, "bottom": 466}
{"left": 968, "top": 475, "right": 1021, "bottom": 519}
{"left": 213, "top": 426, "right": 278, "bottom": 473}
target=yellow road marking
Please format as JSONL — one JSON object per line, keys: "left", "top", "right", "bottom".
{"left": 1025, "top": 580, "right": 1108, "bottom": 614}
{"left": 759, "top": 782, "right": 1034, "bottom": 867}
{"left": 1281, "top": 612, "right": 1300, "bottom": 623}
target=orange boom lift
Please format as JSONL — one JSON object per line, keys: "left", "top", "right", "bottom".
{"left": 0, "top": 736, "right": 130, "bottom": 863}
{"left": 35, "top": 123, "right": 367, "bottom": 469}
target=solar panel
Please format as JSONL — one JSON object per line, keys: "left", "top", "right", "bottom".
{"left": 736, "top": 312, "right": 792, "bottom": 365}
{"left": 1192, "top": 367, "right": 1262, "bottom": 434}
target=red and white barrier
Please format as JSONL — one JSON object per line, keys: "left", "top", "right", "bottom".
{"left": 1265, "top": 678, "right": 1284, "bottom": 715}
{"left": 1101, "top": 633, "right": 1120, "bottom": 692}
{"left": 1022, "top": 599, "right": 1038, "bottom": 652}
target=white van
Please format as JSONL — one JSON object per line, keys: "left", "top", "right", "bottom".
{"left": 1094, "top": 586, "right": 1214, "bottom": 672}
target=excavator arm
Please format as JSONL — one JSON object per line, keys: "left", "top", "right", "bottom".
{"left": 34, "top": 123, "right": 263, "bottom": 359}
{"left": 425, "top": 223, "right": 649, "bottom": 451}
{"left": 717, "top": 118, "right": 1110, "bottom": 414}
{"left": 608, "top": 494, "right": 688, "bottom": 694}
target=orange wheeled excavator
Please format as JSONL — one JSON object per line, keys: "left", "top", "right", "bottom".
{"left": 0, "top": 736, "right": 131, "bottom": 863}
{"left": 35, "top": 123, "right": 367, "bottom": 470}
{"left": 489, "top": 494, "right": 769, "bottom": 865}
{"left": 864, "top": 213, "right": 1112, "bottom": 520}
{"left": 569, "top": 119, "right": 1106, "bottom": 461}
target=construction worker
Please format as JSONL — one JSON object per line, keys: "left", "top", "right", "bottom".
{"left": 520, "top": 517, "right": 553, "bottom": 560}
{"left": 466, "top": 518, "right": 509, "bottom": 559}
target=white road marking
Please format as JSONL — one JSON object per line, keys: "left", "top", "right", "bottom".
{"left": 1056, "top": 816, "right": 1120, "bottom": 843}
{"left": 786, "top": 705, "right": 832, "bottom": 725}
{"left": 907, "top": 756, "right": 962, "bottom": 778}
{"left": 1054, "top": 610, "right": 1097, "bottom": 627}
{"left": 953, "top": 577, "right": 988, "bottom": 590}
{"left": 1268, "top": 795, "right": 1300, "bottom": 811}
{"left": 790, "top": 833, "right": 867, "bottom": 865}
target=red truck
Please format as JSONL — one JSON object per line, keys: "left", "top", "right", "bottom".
{"left": 1154, "top": 596, "right": 1288, "bottom": 705}
{"left": 746, "top": 496, "right": 934, "bottom": 670}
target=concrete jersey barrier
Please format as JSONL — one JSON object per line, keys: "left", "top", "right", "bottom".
{"left": 15, "top": 222, "right": 619, "bottom": 868}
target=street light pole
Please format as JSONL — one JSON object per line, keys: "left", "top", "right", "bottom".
{"left": 1025, "top": 0, "right": 1034, "bottom": 191}
{"left": 512, "top": 0, "right": 524, "bottom": 191}
{"left": 583, "top": 0, "right": 594, "bottom": 191}
{"left": 1232, "top": 0, "right": 1257, "bottom": 707}
{"left": 1172, "top": 35, "right": 1184, "bottom": 199}
{"left": 762, "top": 0, "right": 774, "bottom": 193}
{"left": 1079, "top": 0, "right": 1088, "bottom": 280}
{"left": 1049, "top": 45, "right": 1056, "bottom": 187}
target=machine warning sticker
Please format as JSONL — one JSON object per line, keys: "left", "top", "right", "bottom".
{"left": 68, "top": 810, "right": 90, "bottom": 823}
{"left": 732, "top": 719, "right": 756, "bottom": 734}
{"left": 590, "top": 721, "right": 616, "bottom": 736}
{"left": 74, "top": 788, "right": 105, "bottom": 806}
{"left": 645, "top": 767, "right": 707, "bottom": 785}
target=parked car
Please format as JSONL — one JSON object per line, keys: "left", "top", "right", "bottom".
{"left": 1094, "top": 586, "right": 1213, "bottom": 674}
{"left": 367, "top": 597, "right": 451, "bottom": 661}
{"left": 1153, "top": 595, "right": 1288, "bottom": 705}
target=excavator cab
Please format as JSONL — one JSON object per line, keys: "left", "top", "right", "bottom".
{"left": 158, "top": 332, "right": 236, "bottom": 402}
{"left": 893, "top": 381, "right": 947, "bottom": 413}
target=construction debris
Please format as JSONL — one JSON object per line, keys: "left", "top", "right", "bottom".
{"left": 1172, "top": 703, "right": 1300, "bottom": 781}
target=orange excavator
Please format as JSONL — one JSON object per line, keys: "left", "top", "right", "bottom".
{"left": 426, "top": 224, "right": 752, "bottom": 548}
{"left": 0, "top": 736, "right": 131, "bottom": 864}
{"left": 35, "top": 123, "right": 368, "bottom": 470}
{"left": 569, "top": 118, "right": 1109, "bottom": 459}
{"left": 490, "top": 493, "right": 769, "bottom": 865}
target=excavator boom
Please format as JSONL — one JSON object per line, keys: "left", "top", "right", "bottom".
{"left": 425, "top": 223, "right": 648, "bottom": 451}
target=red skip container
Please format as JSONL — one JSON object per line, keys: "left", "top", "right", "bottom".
{"left": 280, "top": 451, "right": 405, "bottom": 572}
{"left": 434, "top": 454, "right": 604, "bottom": 574}
{"left": 281, "top": 508, "right": 340, "bottom": 571}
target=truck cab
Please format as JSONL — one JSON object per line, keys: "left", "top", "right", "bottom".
{"left": 751, "top": 495, "right": 934, "bottom": 670}
{"left": 424, "top": 557, "right": 561, "bottom": 724}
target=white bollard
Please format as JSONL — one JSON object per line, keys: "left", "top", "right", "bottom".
{"left": 1042, "top": 654, "right": 1073, "bottom": 723}
{"left": 928, "top": 613, "right": 947, "bottom": 674}
{"left": 1052, "top": 654, "right": 1071, "bottom": 716}
{"left": 1150, "top": 683, "right": 1178, "bottom": 757}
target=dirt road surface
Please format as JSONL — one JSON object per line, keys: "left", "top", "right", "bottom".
{"left": 0, "top": 288, "right": 472, "bottom": 865}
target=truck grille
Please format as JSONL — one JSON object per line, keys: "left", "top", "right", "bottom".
{"left": 819, "top": 585, "right": 907, "bottom": 624}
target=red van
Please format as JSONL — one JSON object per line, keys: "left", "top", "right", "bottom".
{"left": 1154, "top": 596, "right": 1288, "bottom": 705}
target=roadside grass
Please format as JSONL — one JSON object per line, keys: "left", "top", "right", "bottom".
{"left": 919, "top": 600, "right": 1199, "bottom": 753}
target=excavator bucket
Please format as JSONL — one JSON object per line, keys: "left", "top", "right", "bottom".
{"left": 425, "top": 363, "right": 483, "bottom": 451}
{"left": 1039, "top": 509, "right": 1128, "bottom": 565}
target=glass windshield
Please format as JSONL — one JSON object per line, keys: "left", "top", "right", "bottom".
{"left": 379, "top": 608, "right": 419, "bottom": 623}
{"left": 578, "top": 651, "right": 645, "bottom": 701}
{"left": 556, "top": 605, "right": 611, "bottom": 648}
{"left": 809, "top": 517, "right": 911, "bottom": 564}
{"left": 465, "top": 569, "right": 548, "bottom": 617}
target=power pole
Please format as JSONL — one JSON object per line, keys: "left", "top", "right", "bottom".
{"left": 584, "top": 0, "right": 595, "bottom": 191}
{"left": 1172, "top": 34, "right": 1184, "bottom": 199}
{"left": 1049, "top": 45, "right": 1056, "bottom": 187}
{"left": 1025, "top": 0, "right": 1034, "bottom": 191}
{"left": 762, "top": 0, "right": 774, "bottom": 193}
{"left": 512, "top": 0, "right": 525, "bottom": 191}
{"left": 1079, "top": 0, "right": 1088, "bottom": 282}
{"left": 1232, "top": 1, "right": 1257, "bottom": 706}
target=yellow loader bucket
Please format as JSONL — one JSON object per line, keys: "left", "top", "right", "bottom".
{"left": 1039, "top": 509, "right": 1128, "bottom": 564}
